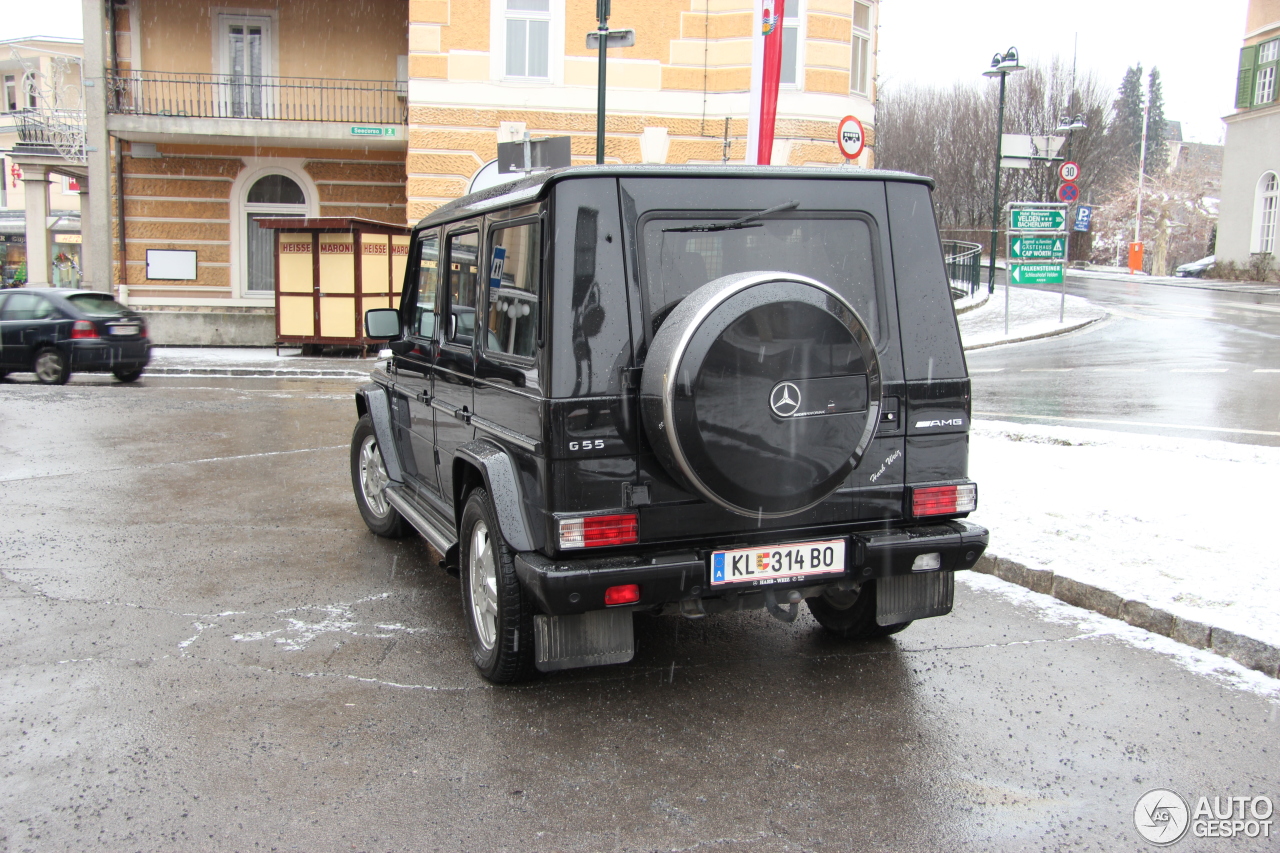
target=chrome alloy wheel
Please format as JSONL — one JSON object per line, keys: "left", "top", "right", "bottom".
{"left": 358, "top": 434, "right": 391, "bottom": 517}
{"left": 34, "top": 350, "right": 64, "bottom": 383}
{"left": 468, "top": 520, "right": 499, "bottom": 650}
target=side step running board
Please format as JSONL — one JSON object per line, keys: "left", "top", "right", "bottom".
{"left": 384, "top": 485, "right": 457, "bottom": 555}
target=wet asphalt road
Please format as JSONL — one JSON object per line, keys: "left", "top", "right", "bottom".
{"left": 969, "top": 276, "right": 1280, "bottom": 446}
{"left": 1, "top": 375, "right": 1277, "bottom": 852}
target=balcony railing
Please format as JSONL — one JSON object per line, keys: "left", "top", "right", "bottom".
{"left": 943, "top": 240, "right": 983, "bottom": 298}
{"left": 108, "top": 71, "right": 406, "bottom": 125}
{"left": 11, "top": 108, "right": 87, "bottom": 164}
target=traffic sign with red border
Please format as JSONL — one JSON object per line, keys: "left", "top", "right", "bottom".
{"left": 837, "top": 115, "right": 865, "bottom": 160}
{"left": 1059, "top": 161, "right": 1080, "bottom": 182}
{"left": 1058, "top": 183, "right": 1080, "bottom": 203}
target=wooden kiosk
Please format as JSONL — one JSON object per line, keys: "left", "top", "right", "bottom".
{"left": 257, "top": 217, "right": 411, "bottom": 351}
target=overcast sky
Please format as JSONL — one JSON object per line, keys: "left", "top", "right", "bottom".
{"left": 4, "top": 0, "right": 1249, "bottom": 144}
{"left": 878, "top": 0, "right": 1249, "bottom": 144}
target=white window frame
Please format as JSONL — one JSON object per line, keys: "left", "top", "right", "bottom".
{"left": 228, "top": 160, "right": 319, "bottom": 299}
{"left": 490, "top": 0, "right": 565, "bottom": 84}
{"left": 211, "top": 8, "right": 278, "bottom": 118}
{"left": 1254, "top": 171, "right": 1279, "bottom": 255}
{"left": 1257, "top": 39, "right": 1279, "bottom": 105}
{"left": 780, "top": 2, "right": 805, "bottom": 90}
{"left": 850, "top": 1, "right": 872, "bottom": 97}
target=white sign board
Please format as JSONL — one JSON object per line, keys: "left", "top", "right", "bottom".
{"left": 1000, "top": 134, "right": 1067, "bottom": 169}
{"left": 146, "top": 249, "right": 197, "bottom": 280}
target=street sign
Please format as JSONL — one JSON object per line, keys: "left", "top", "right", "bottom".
{"left": 1009, "top": 263, "right": 1065, "bottom": 285}
{"left": 1059, "top": 161, "right": 1080, "bottom": 182}
{"left": 586, "top": 28, "right": 635, "bottom": 49}
{"left": 350, "top": 126, "right": 398, "bottom": 137}
{"left": 1009, "top": 209, "right": 1066, "bottom": 231}
{"left": 837, "top": 115, "right": 865, "bottom": 160}
{"left": 1010, "top": 236, "right": 1066, "bottom": 259}
{"left": 1057, "top": 183, "right": 1080, "bottom": 203}
{"left": 1073, "top": 205, "right": 1093, "bottom": 232}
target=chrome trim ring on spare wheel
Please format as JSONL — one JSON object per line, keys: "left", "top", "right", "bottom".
{"left": 640, "top": 271, "right": 881, "bottom": 518}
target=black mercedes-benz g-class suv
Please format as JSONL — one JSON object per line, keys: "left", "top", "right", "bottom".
{"left": 352, "top": 165, "right": 987, "bottom": 682}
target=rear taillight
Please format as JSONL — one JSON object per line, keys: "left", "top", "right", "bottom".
{"left": 911, "top": 483, "right": 977, "bottom": 517}
{"left": 559, "top": 513, "right": 639, "bottom": 549}
{"left": 70, "top": 320, "right": 98, "bottom": 340}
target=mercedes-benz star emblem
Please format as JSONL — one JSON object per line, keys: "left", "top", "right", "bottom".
{"left": 770, "top": 382, "right": 802, "bottom": 417}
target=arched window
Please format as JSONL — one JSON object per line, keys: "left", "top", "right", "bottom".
{"left": 244, "top": 173, "right": 306, "bottom": 292}
{"left": 1257, "top": 172, "right": 1279, "bottom": 255}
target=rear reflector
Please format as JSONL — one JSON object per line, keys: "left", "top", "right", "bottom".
{"left": 70, "top": 320, "right": 98, "bottom": 340}
{"left": 558, "top": 513, "right": 639, "bottom": 549}
{"left": 604, "top": 584, "right": 641, "bottom": 606}
{"left": 911, "top": 483, "right": 977, "bottom": 517}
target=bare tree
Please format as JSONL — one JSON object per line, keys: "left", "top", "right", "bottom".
{"left": 1091, "top": 163, "right": 1217, "bottom": 275}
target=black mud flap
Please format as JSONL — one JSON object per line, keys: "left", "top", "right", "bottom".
{"left": 876, "top": 571, "right": 954, "bottom": 626}
{"left": 533, "top": 610, "right": 634, "bottom": 672}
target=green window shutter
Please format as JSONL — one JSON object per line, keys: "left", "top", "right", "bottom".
{"left": 1236, "top": 45, "right": 1256, "bottom": 109}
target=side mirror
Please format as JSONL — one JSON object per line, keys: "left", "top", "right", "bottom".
{"left": 365, "top": 308, "right": 401, "bottom": 340}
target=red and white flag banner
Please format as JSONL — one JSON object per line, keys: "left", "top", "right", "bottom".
{"left": 746, "top": 0, "right": 785, "bottom": 166}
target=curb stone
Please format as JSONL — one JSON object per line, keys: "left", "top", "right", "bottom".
{"left": 973, "top": 555, "right": 1280, "bottom": 679}
{"left": 962, "top": 316, "right": 1104, "bottom": 351}
{"left": 146, "top": 367, "right": 368, "bottom": 379}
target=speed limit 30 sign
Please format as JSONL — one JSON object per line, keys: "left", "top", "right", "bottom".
{"left": 1059, "top": 161, "right": 1080, "bottom": 182}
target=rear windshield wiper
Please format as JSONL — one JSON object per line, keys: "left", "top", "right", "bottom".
{"left": 661, "top": 200, "right": 799, "bottom": 233}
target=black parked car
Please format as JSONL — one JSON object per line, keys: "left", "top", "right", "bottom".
{"left": 351, "top": 165, "right": 988, "bottom": 682}
{"left": 0, "top": 288, "right": 150, "bottom": 384}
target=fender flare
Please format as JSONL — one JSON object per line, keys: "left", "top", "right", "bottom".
{"left": 456, "top": 439, "right": 535, "bottom": 553}
{"left": 356, "top": 382, "right": 404, "bottom": 484}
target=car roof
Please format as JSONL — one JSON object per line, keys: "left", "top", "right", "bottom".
{"left": 415, "top": 164, "right": 935, "bottom": 231}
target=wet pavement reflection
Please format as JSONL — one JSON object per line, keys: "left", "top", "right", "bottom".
{"left": 0, "top": 375, "right": 1276, "bottom": 851}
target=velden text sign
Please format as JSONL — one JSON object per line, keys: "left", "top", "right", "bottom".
{"left": 1009, "top": 263, "right": 1065, "bottom": 285}
{"left": 1010, "top": 236, "right": 1066, "bottom": 259}
{"left": 1009, "top": 209, "right": 1066, "bottom": 231}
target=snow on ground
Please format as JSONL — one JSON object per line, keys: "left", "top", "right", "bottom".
{"left": 958, "top": 285, "right": 1105, "bottom": 349}
{"left": 967, "top": 419, "right": 1280, "bottom": 651}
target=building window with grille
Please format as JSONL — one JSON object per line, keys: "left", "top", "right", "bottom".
{"left": 850, "top": 1, "right": 871, "bottom": 96}
{"left": 780, "top": 4, "right": 802, "bottom": 87}
{"left": 505, "top": 0, "right": 551, "bottom": 79}
{"left": 1256, "top": 172, "right": 1279, "bottom": 256}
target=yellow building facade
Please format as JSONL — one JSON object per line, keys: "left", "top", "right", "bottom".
{"left": 83, "top": 0, "right": 876, "bottom": 343}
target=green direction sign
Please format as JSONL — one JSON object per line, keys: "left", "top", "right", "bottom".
{"left": 1009, "top": 263, "right": 1065, "bottom": 285}
{"left": 1010, "top": 236, "right": 1066, "bottom": 259}
{"left": 1009, "top": 209, "right": 1066, "bottom": 231}
{"left": 351, "top": 126, "right": 398, "bottom": 137}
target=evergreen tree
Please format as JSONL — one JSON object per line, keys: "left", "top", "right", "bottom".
{"left": 1144, "top": 68, "right": 1168, "bottom": 175}
{"left": 1108, "top": 65, "right": 1145, "bottom": 177}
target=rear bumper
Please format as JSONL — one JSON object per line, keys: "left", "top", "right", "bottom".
{"left": 69, "top": 339, "right": 151, "bottom": 371}
{"left": 514, "top": 519, "right": 988, "bottom": 616}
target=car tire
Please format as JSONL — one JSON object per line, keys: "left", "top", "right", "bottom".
{"left": 349, "top": 414, "right": 407, "bottom": 538}
{"left": 459, "top": 488, "right": 536, "bottom": 683}
{"left": 805, "top": 580, "right": 911, "bottom": 640}
{"left": 33, "top": 347, "right": 70, "bottom": 385}
{"left": 113, "top": 368, "right": 144, "bottom": 383}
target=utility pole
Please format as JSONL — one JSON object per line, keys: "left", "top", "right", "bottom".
{"left": 595, "top": 0, "right": 609, "bottom": 165}
{"left": 1134, "top": 98, "right": 1150, "bottom": 244}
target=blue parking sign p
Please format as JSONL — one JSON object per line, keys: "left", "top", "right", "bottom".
{"left": 1073, "top": 205, "right": 1093, "bottom": 232}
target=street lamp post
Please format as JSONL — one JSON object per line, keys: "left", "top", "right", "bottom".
{"left": 983, "top": 48, "right": 1025, "bottom": 293}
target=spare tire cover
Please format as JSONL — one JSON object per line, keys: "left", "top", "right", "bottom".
{"left": 640, "top": 272, "right": 881, "bottom": 518}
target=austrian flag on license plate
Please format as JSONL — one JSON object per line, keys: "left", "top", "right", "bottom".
{"left": 710, "top": 539, "right": 846, "bottom": 587}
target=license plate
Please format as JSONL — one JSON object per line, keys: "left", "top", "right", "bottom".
{"left": 110, "top": 324, "right": 138, "bottom": 336}
{"left": 710, "top": 539, "right": 846, "bottom": 587}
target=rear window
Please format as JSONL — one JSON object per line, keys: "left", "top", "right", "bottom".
{"left": 640, "top": 214, "right": 879, "bottom": 341}
{"left": 67, "top": 293, "right": 129, "bottom": 316}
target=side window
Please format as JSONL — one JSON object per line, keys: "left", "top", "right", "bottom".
{"left": 1, "top": 293, "right": 50, "bottom": 320}
{"left": 445, "top": 230, "right": 480, "bottom": 346}
{"left": 411, "top": 231, "right": 440, "bottom": 339}
{"left": 485, "top": 221, "right": 540, "bottom": 358}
